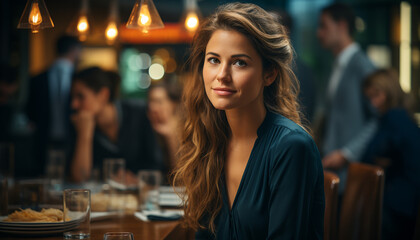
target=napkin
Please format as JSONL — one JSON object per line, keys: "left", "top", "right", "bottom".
{"left": 134, "top": 210, "right": 184, "bottom": 222}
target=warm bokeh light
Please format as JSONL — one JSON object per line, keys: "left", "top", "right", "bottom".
{"left": 106, "top": 22, "right": 118, "bottom": 41}
{"left": 28, "top": 2, "right": 42, "bottom": 26}
{"left": 185, "top": 12, "right": 199, "bottom": 32}
{"left": 149, "top": 63, "right": 165, "bottom": 80}
{"left": 77, "top": 16, "right": 89, "bottom": 33}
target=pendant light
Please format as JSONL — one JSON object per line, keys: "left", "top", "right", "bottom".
{"left": 66, "top": 0, "right": 90, "bottom": 41}
{"left": 105, "top": 0, "right": 119, "bottom": 44}
{"left": 17, "top": 0, "right": 54, "bottom": 33}
{"left": 180, "top": 0, "right": 200, "bottom": 33}
{"left": 126, "top": 0, "right": 164, "bottom": 33}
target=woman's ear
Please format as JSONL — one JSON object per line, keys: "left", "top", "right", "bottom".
{"left": 264, "top": 68, "right": 278, "bottom": 86}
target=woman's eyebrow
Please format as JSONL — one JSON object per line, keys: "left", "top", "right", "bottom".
{"left": 205, "top": 52, "right": 252, "bottom": 60}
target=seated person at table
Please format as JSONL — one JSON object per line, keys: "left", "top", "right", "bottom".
{"left": 172, "top": 3, "right": 324, "bottom": 239}
{"left": 69, "top": 67, "right": 163, "bottom": 184}
{"left": 147, "top": 81, "right": 182, "bottom": 181}
{"left": 362, "top": 69, "right": 420, "bottom": 240}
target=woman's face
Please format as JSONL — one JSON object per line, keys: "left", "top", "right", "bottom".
{"left": 71, "top": 80, "right": 108, "bottom": 114}
{"left": 365, "top": 86, "right": 386, "bottom": 114}
{"left": 148, "top": 87, "right": 177, "bottom": 119}
{"left": 202, "top": 29, "right": 274, "bottom": 111}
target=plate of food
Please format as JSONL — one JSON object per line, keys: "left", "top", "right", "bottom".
{"left": 0, "top": 208, "right": 81, "bottom": 235}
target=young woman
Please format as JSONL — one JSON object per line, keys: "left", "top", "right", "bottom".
{"left": 172, "top": 3, "right": 324, "bottom": 239}
{"left": 147, "top": 82, "right": 182, "bottom": 180}
{"left": 362, "top": 69, "right": 420, "bottom": 240}
{"left": 69, "top": 67, "right": 162, "bottom": 184}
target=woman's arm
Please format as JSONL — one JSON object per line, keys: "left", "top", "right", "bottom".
{"left": 267, "top": 132, "right": 324, "bottom": 240}
{"left": 70, "top": 111, "right": 95, "bottom": 183}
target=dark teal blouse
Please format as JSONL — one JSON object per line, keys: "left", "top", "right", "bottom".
{"left": 196, "top": 111, "right": 325, "bottom": 239}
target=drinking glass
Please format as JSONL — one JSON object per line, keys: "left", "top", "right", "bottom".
{"left": 45, "top": 149, "right": 65, "bottom": 191}
{"left": 103, "top": 159, "right": 126, "bottom": 212}
{"left": 138, "top": 170, "right": 161, "bottom": 211}
{"left": 63, "top": 189, "right": 91, "bottom": 239}
{"left": 103, "top": 232, "right": 134, "bottom": 240}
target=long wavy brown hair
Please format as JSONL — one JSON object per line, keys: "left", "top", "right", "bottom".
{"left": 172, "top": 2, "right": 302, "bottom": 233}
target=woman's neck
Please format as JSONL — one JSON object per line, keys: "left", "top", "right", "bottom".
{"left": 225, "top": 101, "right": 266, "bottom": 140}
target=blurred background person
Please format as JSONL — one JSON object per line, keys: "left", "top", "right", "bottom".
{"left": 362, "top": 69, "right": 420, "bottom": 240}
{"left": 0, "top": 64, "right": 19, "bottom": 142}
{"left": 147, "top": 81, "right": 182, "bottom": 182}
{"left": 270, "top": 9, "right": 316, "bottom": 125}
{"left": 317, "top": 2, "right": 377, "bottom": 193}
{"left": 25, "top": 35, "right": 82, "bottom": 174}
{"left": 69, "top": 67, "right": 163, "bottom": 184}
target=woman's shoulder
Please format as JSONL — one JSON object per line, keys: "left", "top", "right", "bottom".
{"left": 261, "top": 111, "right": 319, "bottom": 161}
{"left": 264, "top": 111, "right": 313, "bottom": 144}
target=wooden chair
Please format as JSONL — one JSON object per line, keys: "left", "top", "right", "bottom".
{"left": 324, "top": 171, "right": 340, "bottom": 240}
{"left": 338, "top": 162, "right": 384, "bottom": 240}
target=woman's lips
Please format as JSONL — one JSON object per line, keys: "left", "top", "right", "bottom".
{"left": 212, "top": 88, "right": 236, "bottom": 96}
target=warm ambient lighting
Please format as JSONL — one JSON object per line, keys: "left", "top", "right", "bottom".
{"left": 180, "top": 0, "right": 200, "bottom": 33}
{"left": 185, "top": 12, "right": 199, "bottom": 31}
{"left": 77, "top": 16, "right": 89, "bottom": 33}
{"left": 105, "top": 0, "right": 119, "bottom": 44}
{"left": 400, "top": 1, "right": 411, "bottom": 93}
{"left": 126, "top": 0, "right": 164, "bottom": 33}
{"left": 139, "top": 5, "right": 151, "bottom": 26}
{"left": 66, "top": 0, "right": 90, "bottom": 41}
{"left": 28, "top": 3, "right": 42, "bottom": 26}
{"left": 17, "top": 0, "right": 54, "bottom": 33}
{"left": 106, "top": 22, "right": 118, "bottom": 40}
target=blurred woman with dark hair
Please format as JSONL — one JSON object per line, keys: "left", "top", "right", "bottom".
{"left": 70, "top": 67, "right": 162, "bottom": 184}
{"left": 147, "top": 81, "right": 182, "bottom": 180}
{"left": 363, "top": 68, "right": 420, "bottom": 240}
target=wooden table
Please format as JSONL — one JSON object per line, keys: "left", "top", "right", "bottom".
{"left": 0, "top": 214, "right": 193, "bottom": 240}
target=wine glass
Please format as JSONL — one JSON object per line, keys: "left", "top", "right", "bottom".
{"left": 103, "top": 232, "right": 134, "bottom": 240}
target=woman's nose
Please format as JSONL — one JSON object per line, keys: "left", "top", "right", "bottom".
{"left": 216, "top": 63, "right": 231, "bottom": 82}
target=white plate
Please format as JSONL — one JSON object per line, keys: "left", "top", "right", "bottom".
{"left": 0, "top": 216, "right": 81, "bottom": 235}
{"left": 0, "top": 224, "right": 78, "bottom": 236}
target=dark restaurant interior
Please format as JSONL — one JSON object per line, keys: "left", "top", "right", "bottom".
{"left": 0, "top": 0, "right": 419, "bottom": 239}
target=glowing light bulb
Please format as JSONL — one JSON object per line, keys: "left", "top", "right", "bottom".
{"left": 138, "top": 4, "right": 151, "bottom": 27}
{"left": 28, "top": 2, "right": 42, "bottom": 26}
{"left": 77, "top": 16, "right": 89, "bottom": 33}
{"left": 185, "top": 12, "right": 199, "bottom": 31}
{"left": 106, "top": 22, "right": 118, "bottom": 40}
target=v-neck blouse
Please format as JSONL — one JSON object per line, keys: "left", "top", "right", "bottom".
{"left": 196, "top": 111, "right": 325, "bottom": 239}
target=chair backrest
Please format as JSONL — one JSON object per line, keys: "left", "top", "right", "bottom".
{"left": 324, "top": 171, "right": 340, "bottom": 240}
{"left": 338, "top": 162, "right": 384, "bottom": 240}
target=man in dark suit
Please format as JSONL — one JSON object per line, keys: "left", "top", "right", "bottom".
{"left": 26, "top": 35, "right": 81, "bottom": 176}
{"left": 317, "top": 3, "right": 377, "bottom": 193}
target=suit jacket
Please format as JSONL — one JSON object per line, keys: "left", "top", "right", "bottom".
{"left": 322, "top": 49, "right": 376, "bottom": 192}
{"left": 25, "top": 69, "right": 72, "bottom": 176}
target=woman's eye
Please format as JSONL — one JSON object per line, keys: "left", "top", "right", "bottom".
{"left": 234, "top": 60, "right": 247, "bottom": 67}
{"left": 207, "top": 57, "right": 219, "bottom": 64}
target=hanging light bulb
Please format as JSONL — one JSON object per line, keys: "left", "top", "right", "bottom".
{"left": 185, "top": 11, "right": 199, "bottom": 31}
{"left": 105, "top": 0, "right": 119, "bottom": 44}
{"left": 77, "top": 15, "right": 89, "bottom": 33}
{"left": 126, "top": 0, "right": 164, "bottom": 33}
{"left": 180, "top": 0, "right": 200, "bottom": 33}
{"left": 17, "top": 0, "right": 54, "bottom": 33}
{"left": 67, "top": 0, "right": 90, "bottom": 41}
